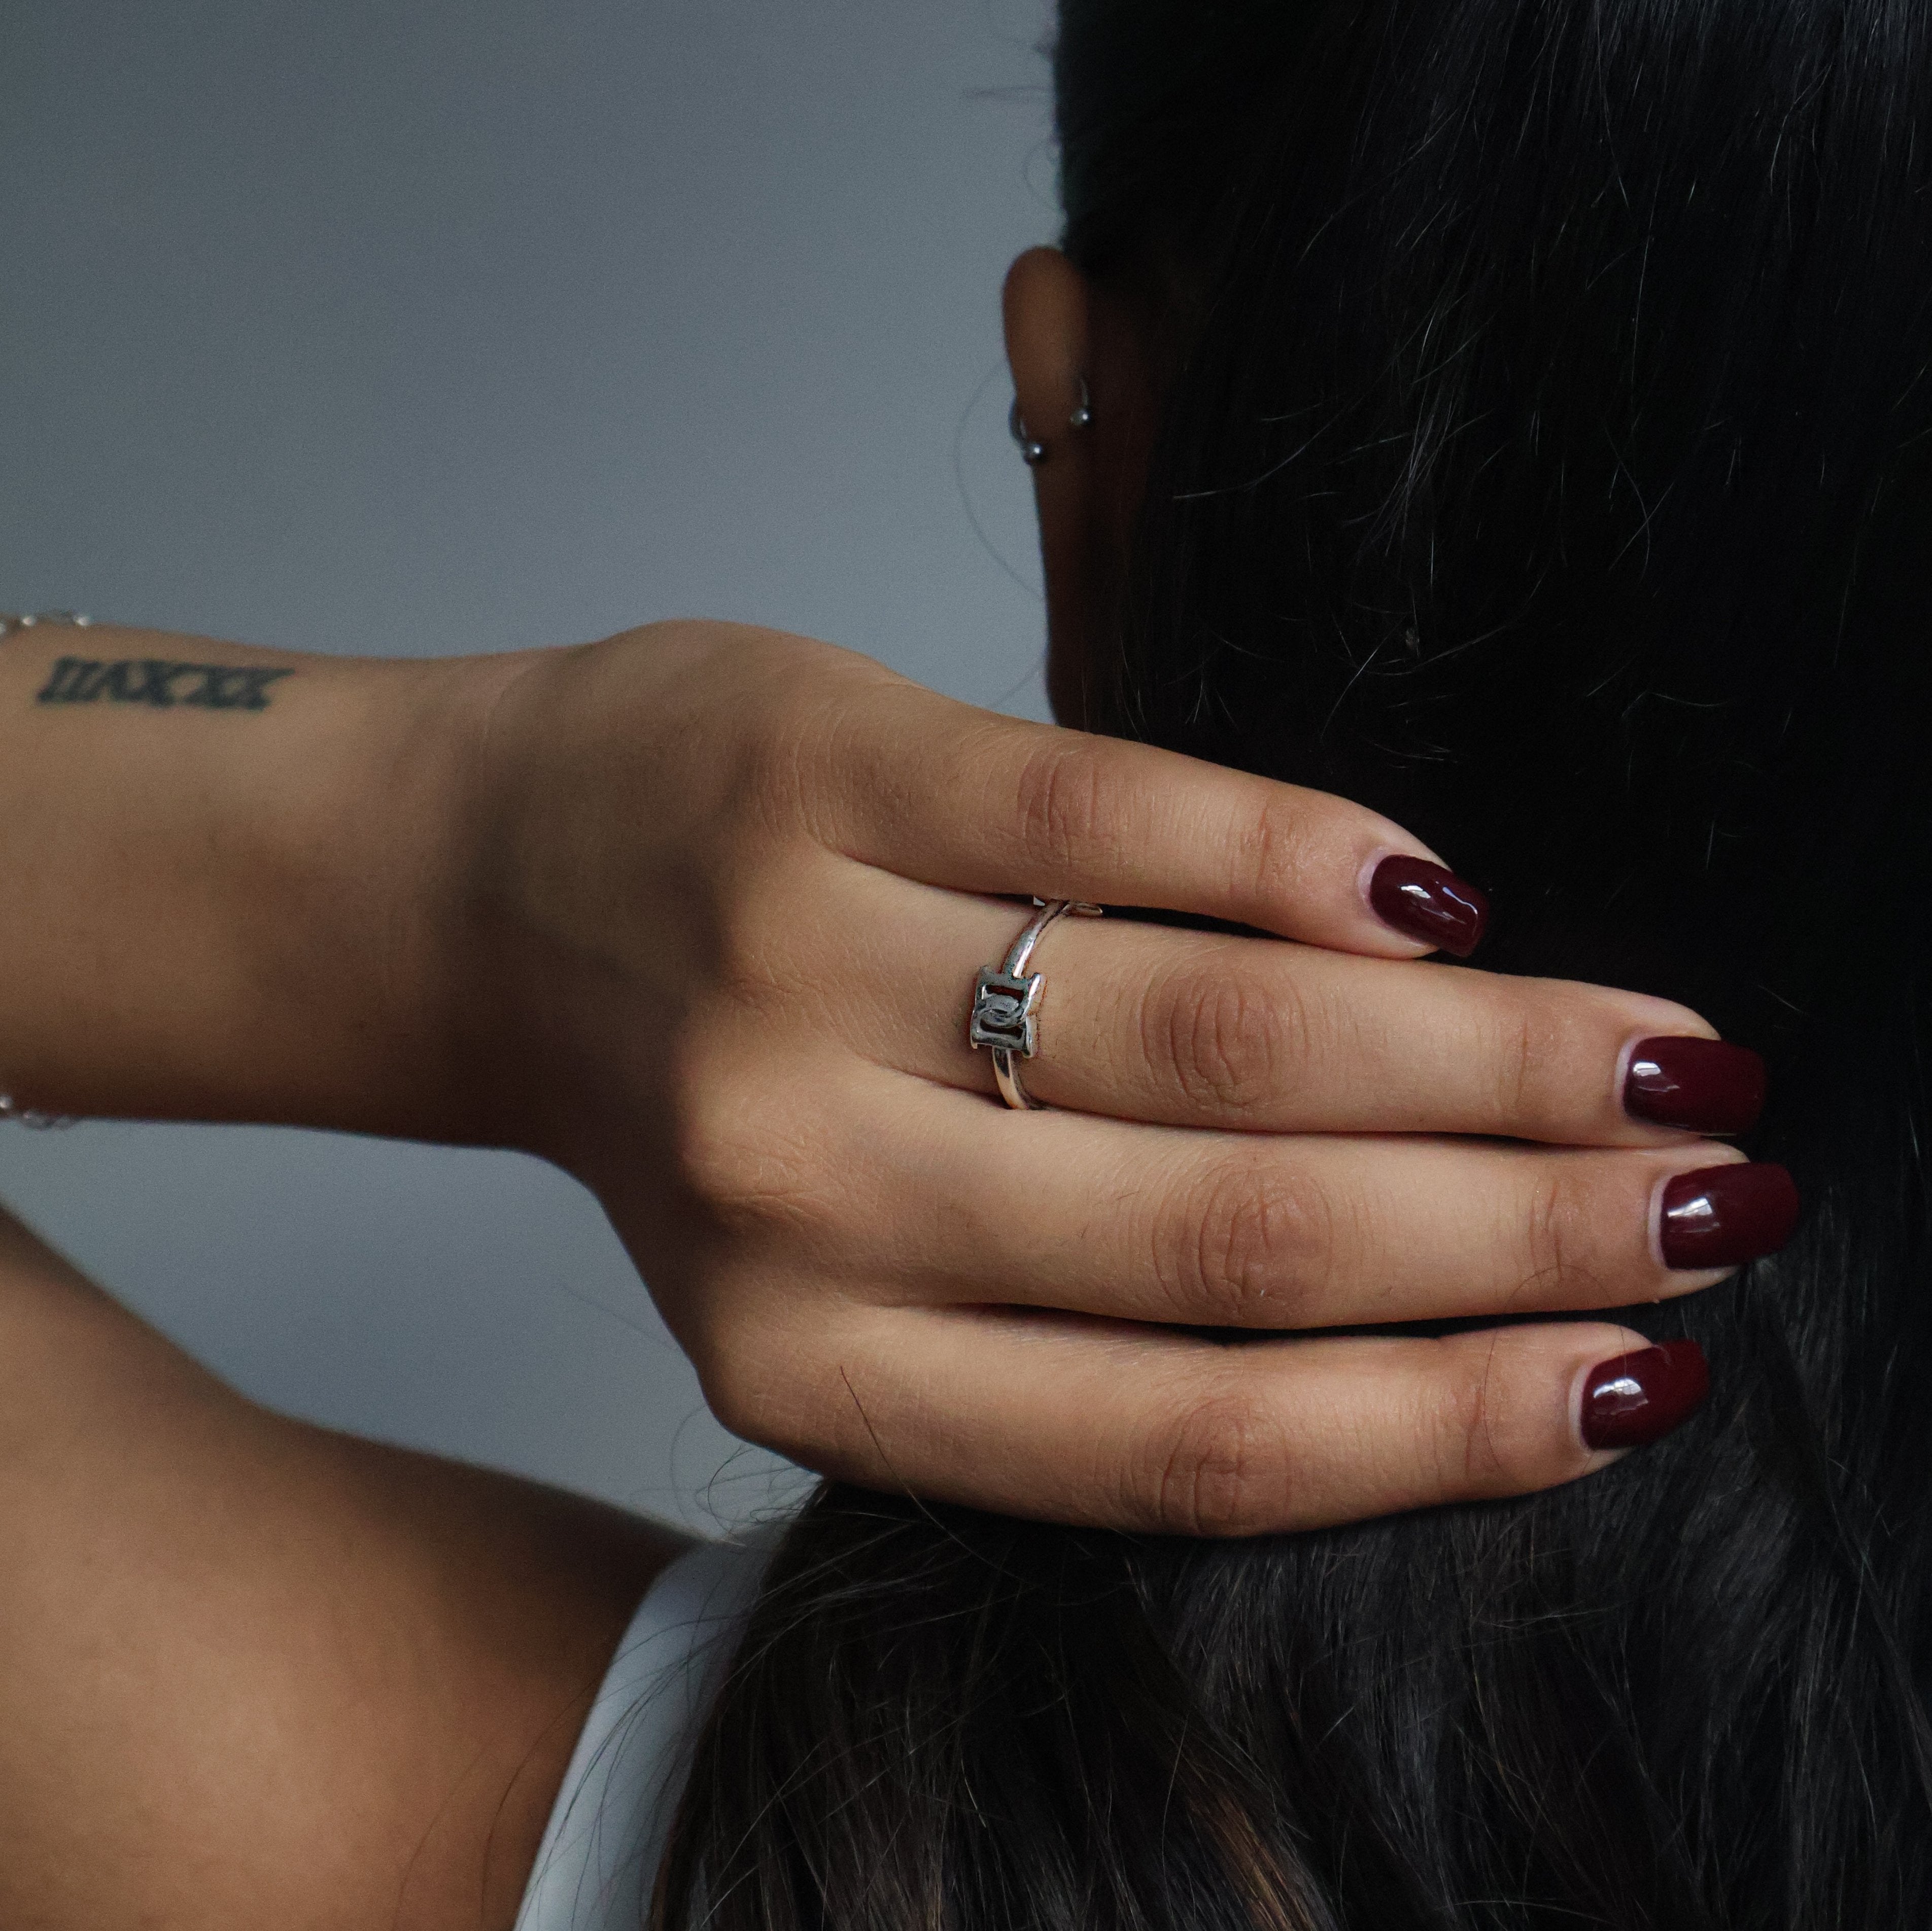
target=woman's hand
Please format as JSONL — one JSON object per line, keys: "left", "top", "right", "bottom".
{"left": 461, "top": 620, "right": 1788, "bottom": 1535}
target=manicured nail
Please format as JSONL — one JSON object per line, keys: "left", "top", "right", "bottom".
{"left": 1368, "top": 855, "right": 1489, "bottom": 956}
{"left": 1580, "top": 1340, "right": 1709, "bottom": 1450}
{"left": 1660, "top": 1163, "right": 1799, "bottom": 1270}
{"left": 1625, "top": 1036, "right": 1767, "bottom": 1135}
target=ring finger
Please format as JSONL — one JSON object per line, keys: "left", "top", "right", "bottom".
{"left": 831, "top": 872, "right": 1761, "bottom": 1144}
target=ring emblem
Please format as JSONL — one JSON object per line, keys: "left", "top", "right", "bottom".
{"left": 967, "top": 898, "right": 1102, "bottom": 1110}
{"left": 969, "top": 969, "right": 1040, "bottom": 1057}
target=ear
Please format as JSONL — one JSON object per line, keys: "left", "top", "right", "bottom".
{"left": 1005, "top": 241, "right": 1113, "bottom": 726}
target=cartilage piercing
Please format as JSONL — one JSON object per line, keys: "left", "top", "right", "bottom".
{"left": 1009, "top": 377, "right": 1094, "bottom": 466}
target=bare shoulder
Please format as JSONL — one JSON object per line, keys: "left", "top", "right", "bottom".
{"left": 0, "top": 1206, "right": 686, "bottom": 1931}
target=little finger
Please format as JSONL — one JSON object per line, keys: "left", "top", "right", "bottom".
{"left": 787, "top": 1308, "right": 1707, "bottom": 1534}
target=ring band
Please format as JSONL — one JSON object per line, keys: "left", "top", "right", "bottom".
{"left": 968, "top": 898, "right": 1102, "bottom": 1110}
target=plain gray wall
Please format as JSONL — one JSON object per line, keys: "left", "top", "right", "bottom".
{"left": 0, "top": 1, "right": 1059, "bottom": 1533}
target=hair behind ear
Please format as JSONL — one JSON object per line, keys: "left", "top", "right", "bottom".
{"left": 659, "top": 2, "right": 1932, "bottom": 1922}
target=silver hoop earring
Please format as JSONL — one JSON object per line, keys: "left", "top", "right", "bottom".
{"left": 1008, "top": 398, "right": 1049, "bottom": 467}
{"left": 1009, "top": 378, "right": 1094, "bottom": 467}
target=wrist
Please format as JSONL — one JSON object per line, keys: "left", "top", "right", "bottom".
{"left": 416, "top": 643, "right": 562, "bottom": 1154}
{"left": 278, "top": 646, "right": 521, "bottom": 1145}
{"left": 0, "top": 626, "right": 496, "bottom": 1139}
{"left": 434, "top": 622, "right": 738, "bottom": 1175}
{"left": 432, "top": 637, "right": 638, "bottom": 1169}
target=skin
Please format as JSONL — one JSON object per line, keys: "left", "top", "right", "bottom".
{"left": 0, "top": 248, "right": 1756, "bottom": 1923}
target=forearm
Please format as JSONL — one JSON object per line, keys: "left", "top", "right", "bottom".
{"left": 0, "top": 623, "right": 506, "bottom": 1142}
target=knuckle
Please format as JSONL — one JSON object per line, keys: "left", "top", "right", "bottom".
{"left": 703, "top": 865, "right": 822, "bottom": 1008}
{"left": 667, "top": 1060, "right": 840, "bottom": 1249}
{"left": 689, "top": 1319, "right": 769, "bottom": 1442}
{"left": 1513, "top": 1165, "right": 1599, "bottom": 1307}
{"left": 1490, "top": 1001, "right": 1546, "bottom": 1125}
{"left": 1161, "top": 1158, "right": 1335, "bottom": 1325}
{"left": 1140, "top": 1389, "right": 1291, "bottom": 1537}
{"left": 667, "top": 1091, "right": 758, "bottom": 1220}
{"left": 704, "top": 1304, "right": 876, "bottom": 1466}
{"left": 706, "top": 696, "right": 817, "bottom": 849}
{"left": 1483, "top": 988, "right": 1575, "bottom": 1137}
{"left": 1144, "top": 963, "right": 1306, "bottom": 1115}
{"left": 1231, "top": 788, "right": 1315, "bottom": 910}
{"left": 688, "top": 1305, "right": 827, "bottom": 1460}
{"left": 703, "top": 901, "right": 771, "bottom": 1006}
{"left": 1011, "top": 739, "right": 1119, "bottom": 867}
{"left": 1429, "top": 1333, "right": 1556, "bottom": 1495}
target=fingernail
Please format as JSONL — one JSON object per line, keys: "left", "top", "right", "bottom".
{"left": 1625, "top": 1036, "right": 1768, "bottom": 1135}
{"left": 1660, "top": 1163, "right": 1799, "bottom": 1270}
{"left": 1580, "top": 1340, "right": 1709, "bottom": 1450}
{"left": 1368, "top": 855, "right": 1489, "bottom": 956}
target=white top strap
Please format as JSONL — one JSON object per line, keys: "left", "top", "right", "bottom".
{"left": 516, "top": 1531, "right": 774, "bottom": 1931}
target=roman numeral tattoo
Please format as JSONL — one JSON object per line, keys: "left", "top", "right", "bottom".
{"left": 34, "top": 657, "right": 294, "bottom": 712}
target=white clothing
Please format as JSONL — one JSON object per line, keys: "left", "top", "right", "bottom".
{"left": 515, "top": 1532, "right": 772, "bottom": 1931}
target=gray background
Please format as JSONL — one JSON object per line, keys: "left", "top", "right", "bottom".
{"left": 0, "top": 1, "right": 1059, "bottom": 1533}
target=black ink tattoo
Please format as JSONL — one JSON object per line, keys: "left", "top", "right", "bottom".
{"left": 35, "top": 656, "right": 293, "bottom": 712}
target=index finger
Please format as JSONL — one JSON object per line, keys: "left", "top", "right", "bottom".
{"left": 824, "top": 691, "right": 1487, "bottom": 958}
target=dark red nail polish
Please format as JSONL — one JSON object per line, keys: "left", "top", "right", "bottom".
{"left": 1625, "top": 1037, "right": 1768, "bottom": 1135}
{"left": 1580, "top": 1340, "right": 1709, "bottom": 1450}
{"left": 1368, "top": 855, "right": 1489, "bottom": 956}
{"left": 1660, "top": 1163, "right": 1799, "bottom": 1270}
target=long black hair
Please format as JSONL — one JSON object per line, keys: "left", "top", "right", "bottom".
{"left": 661, "top": 2, "right": 1932, "bottom": 1922}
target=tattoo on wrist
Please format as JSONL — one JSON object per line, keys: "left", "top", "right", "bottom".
{"left": 35, "top": 656, "right": 293, "bottom": 712}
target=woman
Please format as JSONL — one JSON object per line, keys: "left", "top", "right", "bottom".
{"left": 648, "top": 1, "right": 1932, "bottom": 1926}
{"left": 0, "top": 6, "right": 1801, "bottom": 1931}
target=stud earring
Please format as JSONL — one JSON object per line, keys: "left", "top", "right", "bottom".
{"left": 1009, "top": 377, "right": 1094, "bottom": 466}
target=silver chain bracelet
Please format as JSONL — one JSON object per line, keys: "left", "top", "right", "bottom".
{"left": 0, "top": 611, "right": 90, "bottom": 1127}
{"left": 0, "top": 609, "right": 90, "bottom": 640}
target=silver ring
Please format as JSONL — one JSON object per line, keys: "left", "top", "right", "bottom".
{"left": 967, "top": 898, "right": 1102, "bottom": 1110}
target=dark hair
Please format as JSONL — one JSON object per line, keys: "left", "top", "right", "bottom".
{"left": 662, "top": 2, "right": 1932, "bottom": 1922}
